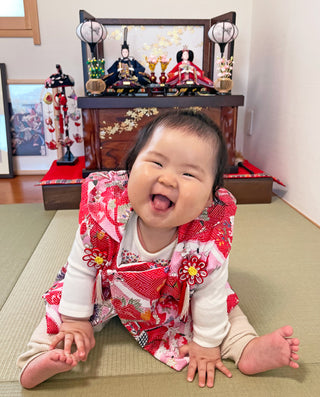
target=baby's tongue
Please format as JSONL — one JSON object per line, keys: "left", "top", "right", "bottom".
{"left": 153, "top": 194, "right": 171, "bottom": 210}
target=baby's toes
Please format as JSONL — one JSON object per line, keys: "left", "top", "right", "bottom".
{"left": 290, "top": 338, "right": 300, "bottom": 347}
{"left": 289, "top": 360, "right": 299, "bottom": 369}
{"left": 288, "top": 338, "right": 300, "bottom": 351}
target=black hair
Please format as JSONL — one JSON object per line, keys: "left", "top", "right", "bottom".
{"left": 125, "top": 109, "right": 228, "bottom": 203}
{"left": 176, "top": 49, "right": 194, "bottom": 63}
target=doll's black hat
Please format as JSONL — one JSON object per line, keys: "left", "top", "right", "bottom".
{"left": 121, "top": 27, "right": 129, "bottom": 50}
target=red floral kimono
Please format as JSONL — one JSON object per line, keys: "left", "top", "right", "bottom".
{"left": 43, "top": 171, "right": 239, "bottom": 371}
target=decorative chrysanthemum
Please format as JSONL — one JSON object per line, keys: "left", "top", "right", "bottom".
{"left": 178, "top": 255, "right": 207, "bottom": 285}
{"left": 82, "top": 248, "right": 108, "bottom": 270}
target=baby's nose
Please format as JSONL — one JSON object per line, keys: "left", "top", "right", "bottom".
{"left": 158, "top": 172, "right": 177, "bottom": 188}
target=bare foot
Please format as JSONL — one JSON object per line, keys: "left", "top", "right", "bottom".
{"left": 238, "top": 326, "right": 300, "bottom": 375}
{"left": 20, "top": 349, "right": 79, "bottom": 389}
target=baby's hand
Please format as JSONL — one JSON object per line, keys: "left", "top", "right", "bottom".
{"left": 50, "top": 316, "right": 95, "bottom": 362}
{"left": 179, "top": 341, "right": 232, "bottom": 388}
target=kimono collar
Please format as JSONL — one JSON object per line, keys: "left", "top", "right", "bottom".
{"left": 80, "top": 171, "right": 132, "bottom": 242}
{"left": 81, "top": 171, "right": 236, "bottom": 246}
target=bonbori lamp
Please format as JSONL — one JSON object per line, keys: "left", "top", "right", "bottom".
{"left": 76, "top": 20, "right": 107, "bottom": 58}
{"left": 208, "top": 22, "right": 238, "bottom": 58}
{"left": 76, "top": 20, "right": 107, "bottom": 95}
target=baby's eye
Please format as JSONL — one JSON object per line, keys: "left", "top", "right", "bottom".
{"left": 153, "top": 161, "right": 163, "bottom": 167}
{"left": 183, "top": 172, "right": 195, "bottom": 178}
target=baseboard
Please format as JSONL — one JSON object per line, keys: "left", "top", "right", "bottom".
{"left": 15, "top": 170, "right": 48, "bottom": 176}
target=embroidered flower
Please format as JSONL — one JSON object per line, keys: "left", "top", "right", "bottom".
{"left": 178, "top": 255, "right": 207, "bottom": 285}
{"left": 82, "top": 248, "right": 109, "bottom": 270}
{"left": 96, "top": 230, "right": 105, "bottom": 240}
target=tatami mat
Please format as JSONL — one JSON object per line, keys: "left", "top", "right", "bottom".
{"left": 0, "top": 204, "right": 55, "bottom": 309}
{"left": 0, "top": 210, "right": 79, "bottom": 382}
{"left": 0, "top": 197, "right": 319, "bottom": 396}
{"left": 230, "top": 198, "right": 320, "bottom": 365}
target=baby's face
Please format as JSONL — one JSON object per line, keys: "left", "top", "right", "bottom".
{"left": 127, "top": 125, "right": 216, "bottom": 233}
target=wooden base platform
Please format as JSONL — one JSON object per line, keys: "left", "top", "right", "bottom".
{"left": 42, "top": 184, "right": 82, "bottom": 210}
{"left": 42, "top": 177, "right": 273, "bottom": 210}
{"left": 224, "top": 177, "right": 273, "bottom": 204}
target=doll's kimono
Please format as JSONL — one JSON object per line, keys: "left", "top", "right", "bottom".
{"left": 166, "top": 61, "right": 214, "bottom": 88}
{"left": 105, "top": 57, "right": 150, "bottom": 87}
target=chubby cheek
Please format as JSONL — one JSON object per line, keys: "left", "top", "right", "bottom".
{"left": 182, "top": 188, "right": 212, "bottom": 214}
{"left": 127, "top": 166, "right": 152, "bottom": 204}
{"left": 128, "top": 178, "right": 142, "bottom": 205}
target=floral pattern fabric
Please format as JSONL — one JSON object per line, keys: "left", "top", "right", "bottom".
{"left": 43, "top": 170, "right": 239, "bottom": 371}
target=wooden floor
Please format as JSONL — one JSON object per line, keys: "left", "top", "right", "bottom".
{"left": 0, "top": 175, "right": 44, "bottom": 204}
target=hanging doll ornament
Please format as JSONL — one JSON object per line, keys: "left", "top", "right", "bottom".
{"left": 68, "top": 88, "right": 77, "bottom": 101}
{"left": 45, "top": 117, "right": 55, "bottom": 133}
{"left": 46, "top": 139, "right": 58, "bottom": 150}
{"left": 43, "top": 91, "right": 53, "bottom": 105}
{"left": 69, "top": 109, "right": 83, "bottom": 143}
{"left": 41, "top": 87, "right": 57, "bottom": 150}
{"left": 53, "top": 92, "right": 66, "bottom": 146}
{"left": 58, "top": 93, "right": 70, "bottom": 148}
{"left": 44, "top": 64, "right": 79, "bottom": 165}
{"left": 67, "top": 89, "right": 83, "bottom": 144}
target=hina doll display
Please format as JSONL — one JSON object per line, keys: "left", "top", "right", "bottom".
{"left": 166, "top": 46, "right": 214, "bottom": 88}
{"left": 104, "top": 27, "right": 151, "bottom": 88}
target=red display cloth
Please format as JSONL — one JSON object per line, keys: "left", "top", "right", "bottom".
{"left": 39, "top": 157, "right": 284, "bottom": 186}
{"left": 39, "top": 156, "right": 85, "bottom": 185}
{"left": 224, "top": 160, "right": 285, "bottom": 186}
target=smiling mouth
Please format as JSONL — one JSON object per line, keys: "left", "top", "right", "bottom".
{"left": 151, "top": 194, "right": 174, "bottom": 211}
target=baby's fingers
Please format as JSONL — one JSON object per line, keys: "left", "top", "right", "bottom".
{"left": 197, "top": 360, "right": 209, "bottom": 387}
{"left": 179, "top": 344, "right": 189, "bottom": 358}
{"left": 205, "top": 362, "right": 215, "bottom": 388}
{"left": 74, "top": 333, "right": 87, "bottom": 360}
{"left": 50, "top": 332, "right": 66, "bottom": 350}
{"left": 74, "top": 332, "right": 95, "bottom": 361}
{"left": 186, "top": 359, "right": 197, "bottom": 383}
{"left": 63, "top": 333, "right": 75, "bottom": 355}
{"left": 215, "top": 360, "right": 232, "bottom": 379}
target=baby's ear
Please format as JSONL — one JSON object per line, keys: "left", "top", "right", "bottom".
{"left": 206, "top": 192, "right": 214, "bottom": 207}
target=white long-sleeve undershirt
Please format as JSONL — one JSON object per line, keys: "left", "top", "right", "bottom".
{"left": 59, "top": 228, "right": 96, "bottom": 318}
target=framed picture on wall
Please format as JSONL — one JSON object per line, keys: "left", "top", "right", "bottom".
{"left": 0, "top": 63, "right": 13, "bottom": 178}
{"left": 9, "top": 83, "right": 46, "bottom": 157}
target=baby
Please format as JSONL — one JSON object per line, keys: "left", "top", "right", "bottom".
{"left": 18, "top": 109, "right": 299, "bottom": 389}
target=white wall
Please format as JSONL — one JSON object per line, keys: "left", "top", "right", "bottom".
{"left": 244, "top": 0, "right": 320, "bottom": 225}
